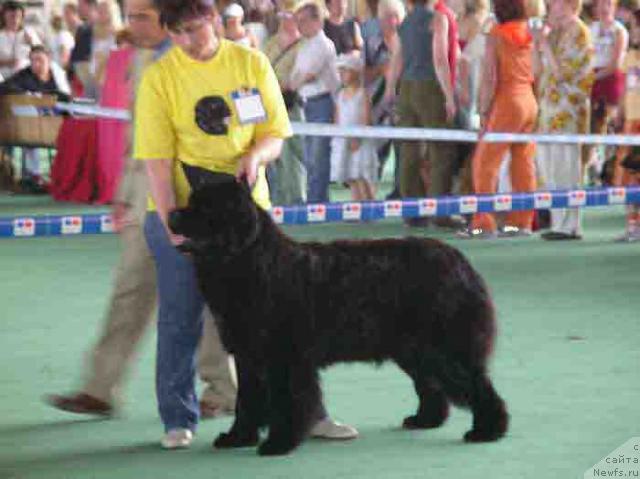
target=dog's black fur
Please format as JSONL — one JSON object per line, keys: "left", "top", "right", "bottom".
{"left": 170, "top": 173, "right": 508, "bottom": 456}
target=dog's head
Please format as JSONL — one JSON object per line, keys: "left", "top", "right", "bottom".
{"left": 168, "top": 172, "right": 261, "bottom": 258}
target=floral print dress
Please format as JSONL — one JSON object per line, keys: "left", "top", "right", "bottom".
{"left": 536, "top": 18, "right": 595, "bottom": 236}
{"left": 538, "top": 19, "right": 594, "bottom": 134}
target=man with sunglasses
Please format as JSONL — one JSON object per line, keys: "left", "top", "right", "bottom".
{"left": 134, "top": 0, "right": 357, "bottom": 449}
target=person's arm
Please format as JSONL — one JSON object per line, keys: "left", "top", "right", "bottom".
{"left": 351, "top": 91, "right": 371, "bottom": 151}
{"left": 133, "top": 66, "right": 180, "bottom": 242}
{"left": 145, "top": 158, "right": 177, "bottom": 235}
{"left": 236, "top": 137, "right": 284, "bottom": 185}
{"left": 353, "top": 21, "right": 364, "bottom": 50}
{"left": 112, "top": 156, "right": 146, "bottom": 231}
{"left": 23, "top": 27, "right": 41, "bottom": 47}
{"left": 478, "top": 33, "right": 497, "bottom": 130}
{"left": 362, "top": 90, "right": 372, "bottom": 125}
{"left": 58, "top": 47, "right": 72, "bottom": 69}
{"left": 433, "top": 11, "right": 455, "bottom": 122}
{"left": 249, "top": 31, "right": 260, "bottom": 49}
{"left": 59, "top": 31, "right": 75, "bottom": 69}
{"left": 289, "top": 39, "right": 329, "bottom": 90}
{"left": 244, "top": 52, "right": 292, "bottom": 184}
{"left": 596, "top": 23, "right": 628, "bottom": 80}
{"left": 384, "top": 34, "right": 403, "bottom": 102}
{"left": 458, "top": 55, "right": 471, "bottom": 108}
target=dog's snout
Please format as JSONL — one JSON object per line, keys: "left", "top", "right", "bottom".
{"left": 168, "top": 210, "right": 184, "bottom": 234}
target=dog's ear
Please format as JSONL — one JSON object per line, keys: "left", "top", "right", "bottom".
{"left": 182, "top": 164, "right": 236, "bottom": 190}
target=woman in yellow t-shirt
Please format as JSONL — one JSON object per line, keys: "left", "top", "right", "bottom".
{"left": 133, "top": 0, "right": 356, "bottom": 449}
{"left": 133, "top": 0, "right": 290, "bottom": 449}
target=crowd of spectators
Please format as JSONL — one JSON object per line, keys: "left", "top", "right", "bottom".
{"left": 2, "top": 0, "right": 640, "bottom": 240}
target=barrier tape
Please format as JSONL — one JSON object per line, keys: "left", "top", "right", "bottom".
{"left": 33, "top": 102, "right": 640, "bottom": 146}
{"left": 1, "top": 186, "right": 639, "bottom": 239}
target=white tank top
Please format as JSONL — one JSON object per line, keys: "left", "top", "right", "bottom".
{"left": 590, "top": 20, "right": 626, "bottom": 69}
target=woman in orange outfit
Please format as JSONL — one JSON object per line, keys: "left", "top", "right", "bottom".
{"left": 458, "top": 0, "right": 538, "bottom": 239}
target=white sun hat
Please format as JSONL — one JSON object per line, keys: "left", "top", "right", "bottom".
{"left": 335, "top": 52, "right": 364, "bottom": 71}
{"left": 224, "top": 3, "right": 245, "bottom": 17}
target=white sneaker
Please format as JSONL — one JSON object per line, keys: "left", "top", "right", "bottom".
{"left": 615, "top": 229, "right": 640, "bottom": 243}
{"left": 310, "top": 418, "right": 359, "bottom": 440}
{"left": 161, "top": 428, "right": 193, "bottom": 449}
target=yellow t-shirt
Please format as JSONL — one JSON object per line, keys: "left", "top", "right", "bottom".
{"left": 133, "top": 40, "right": 292, "bottom": 210}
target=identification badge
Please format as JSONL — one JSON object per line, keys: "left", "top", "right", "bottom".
{"left": 231, "top": 88, "right": 267, "bottom": 125}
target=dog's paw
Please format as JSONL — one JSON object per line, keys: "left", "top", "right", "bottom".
{"left": 257, "top": 438, "right": 297, "bottom": 456}
{"left": 402, "top": 414, "right": 447, "bottom": 430}
{"left": 463, "top": 428, "right": 505, "bottom": 443}
{"left": 213, "top": 430, "right": 259, "bottom": 449}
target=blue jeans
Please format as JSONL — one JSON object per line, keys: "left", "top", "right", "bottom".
{"left": 144, "top": 213, "right": 204, "bottom": 432}
{"left": 302, "top": 93, "right": 334, "bottom": 204}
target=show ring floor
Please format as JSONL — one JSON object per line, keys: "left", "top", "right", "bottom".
{"left": 0, "top": 193, "right": 638, "bottom": 479}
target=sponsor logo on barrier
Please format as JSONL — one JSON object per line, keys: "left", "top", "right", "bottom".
{"left": 494, "top": 194, "right": 512, "bottom": 212}
{"left": 307, "top": 204, "right": 326, "bottom": 222}
{"left": 384, "top": 200, "right": 403, "bottom": 218}
{"left": 418, "top": 199, "right": 438, "bottom": 216}
{"left": 569, "top": 190, "right": 587, "bottom": 207}
{"left": 343, "top": 203, "right": 362, "bottom": 221}
{"left": 61, "top": 216, "right": 83, "bottom": 235}
{"left": 608, "top": 187, "right": 626, "bottom": 205}
{"left": 534, "top": 192, "right": 553, "bottom": 209}
{"left": 100, "top": 215, "right": 114, "bottom": 233}
{"left": 459, "top": 196, "right": 478, "bottom": 214}
{"left": 13, "top": 218, "right": 35, "bottom": 237}
{"left": 271, "top": 207, "right": 284, "bottom": 224}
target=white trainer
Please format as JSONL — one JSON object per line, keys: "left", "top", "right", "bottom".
{"left": 161, "top": 428, "right": 193, "bottom": 450}
{"left": 310, "top": 418, "right": 359, "bottom": 440}
{"left": 615, "top": 228, "right": 640, "bottom": 243}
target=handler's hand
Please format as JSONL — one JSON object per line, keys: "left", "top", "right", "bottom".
{"left": 112, "top": 202, "right": 132, "bottom": 233}
{"left": 236, "top": 152, "right": 260, "bottom": 186}
{"left": 169, "top": 232, "right": 187, "bottom": 247}
{"left": 160, "top": 216, "right": 187, "bottom": 248}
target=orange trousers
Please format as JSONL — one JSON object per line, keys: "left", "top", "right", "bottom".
{"left": 471, "top": 92, "right": 538, "bottom": 232}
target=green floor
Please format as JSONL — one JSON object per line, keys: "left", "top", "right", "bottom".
{"left": 0, "top": 192, "right": 639, "bottom": 479}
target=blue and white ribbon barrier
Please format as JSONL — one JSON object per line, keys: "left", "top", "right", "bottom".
{"left": 2, "top": 187, "right": 639, "bottom": 239}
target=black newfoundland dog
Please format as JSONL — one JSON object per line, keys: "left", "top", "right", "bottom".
{"left": 169, "top": 173, "right": 508, "bottom": 456}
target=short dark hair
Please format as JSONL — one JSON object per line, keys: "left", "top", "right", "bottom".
{"left": 29, "top": 44, "right": 50, "bottom": 56}
{"left": 156, "top": 0, "right": 217, "bottom": 30}
{"left": 2, "top": 0, "right": 25, "bottom": 12}
{"left": 493, "top": 0, "right": 527, "bottom": 23}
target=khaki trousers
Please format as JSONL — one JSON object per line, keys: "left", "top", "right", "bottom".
{"left": 82, "top": 222, "right": 236, "bottom": 406}
{"left": 397, "top": 79, "right": 457, "bottom": 198}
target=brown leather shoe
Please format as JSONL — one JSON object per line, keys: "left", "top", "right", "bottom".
{"left": 199, "top": 400, "right": 235, "bottom": 419}
{"left": 45, "top": 393, "right": 113, "bottom": 417}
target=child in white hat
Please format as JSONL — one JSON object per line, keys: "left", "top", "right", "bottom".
{"left": 330, "top": 51, "right": 378, "bottom": 201}
{"left": 223, "top": 3, "right": 259, "bottom": 48}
